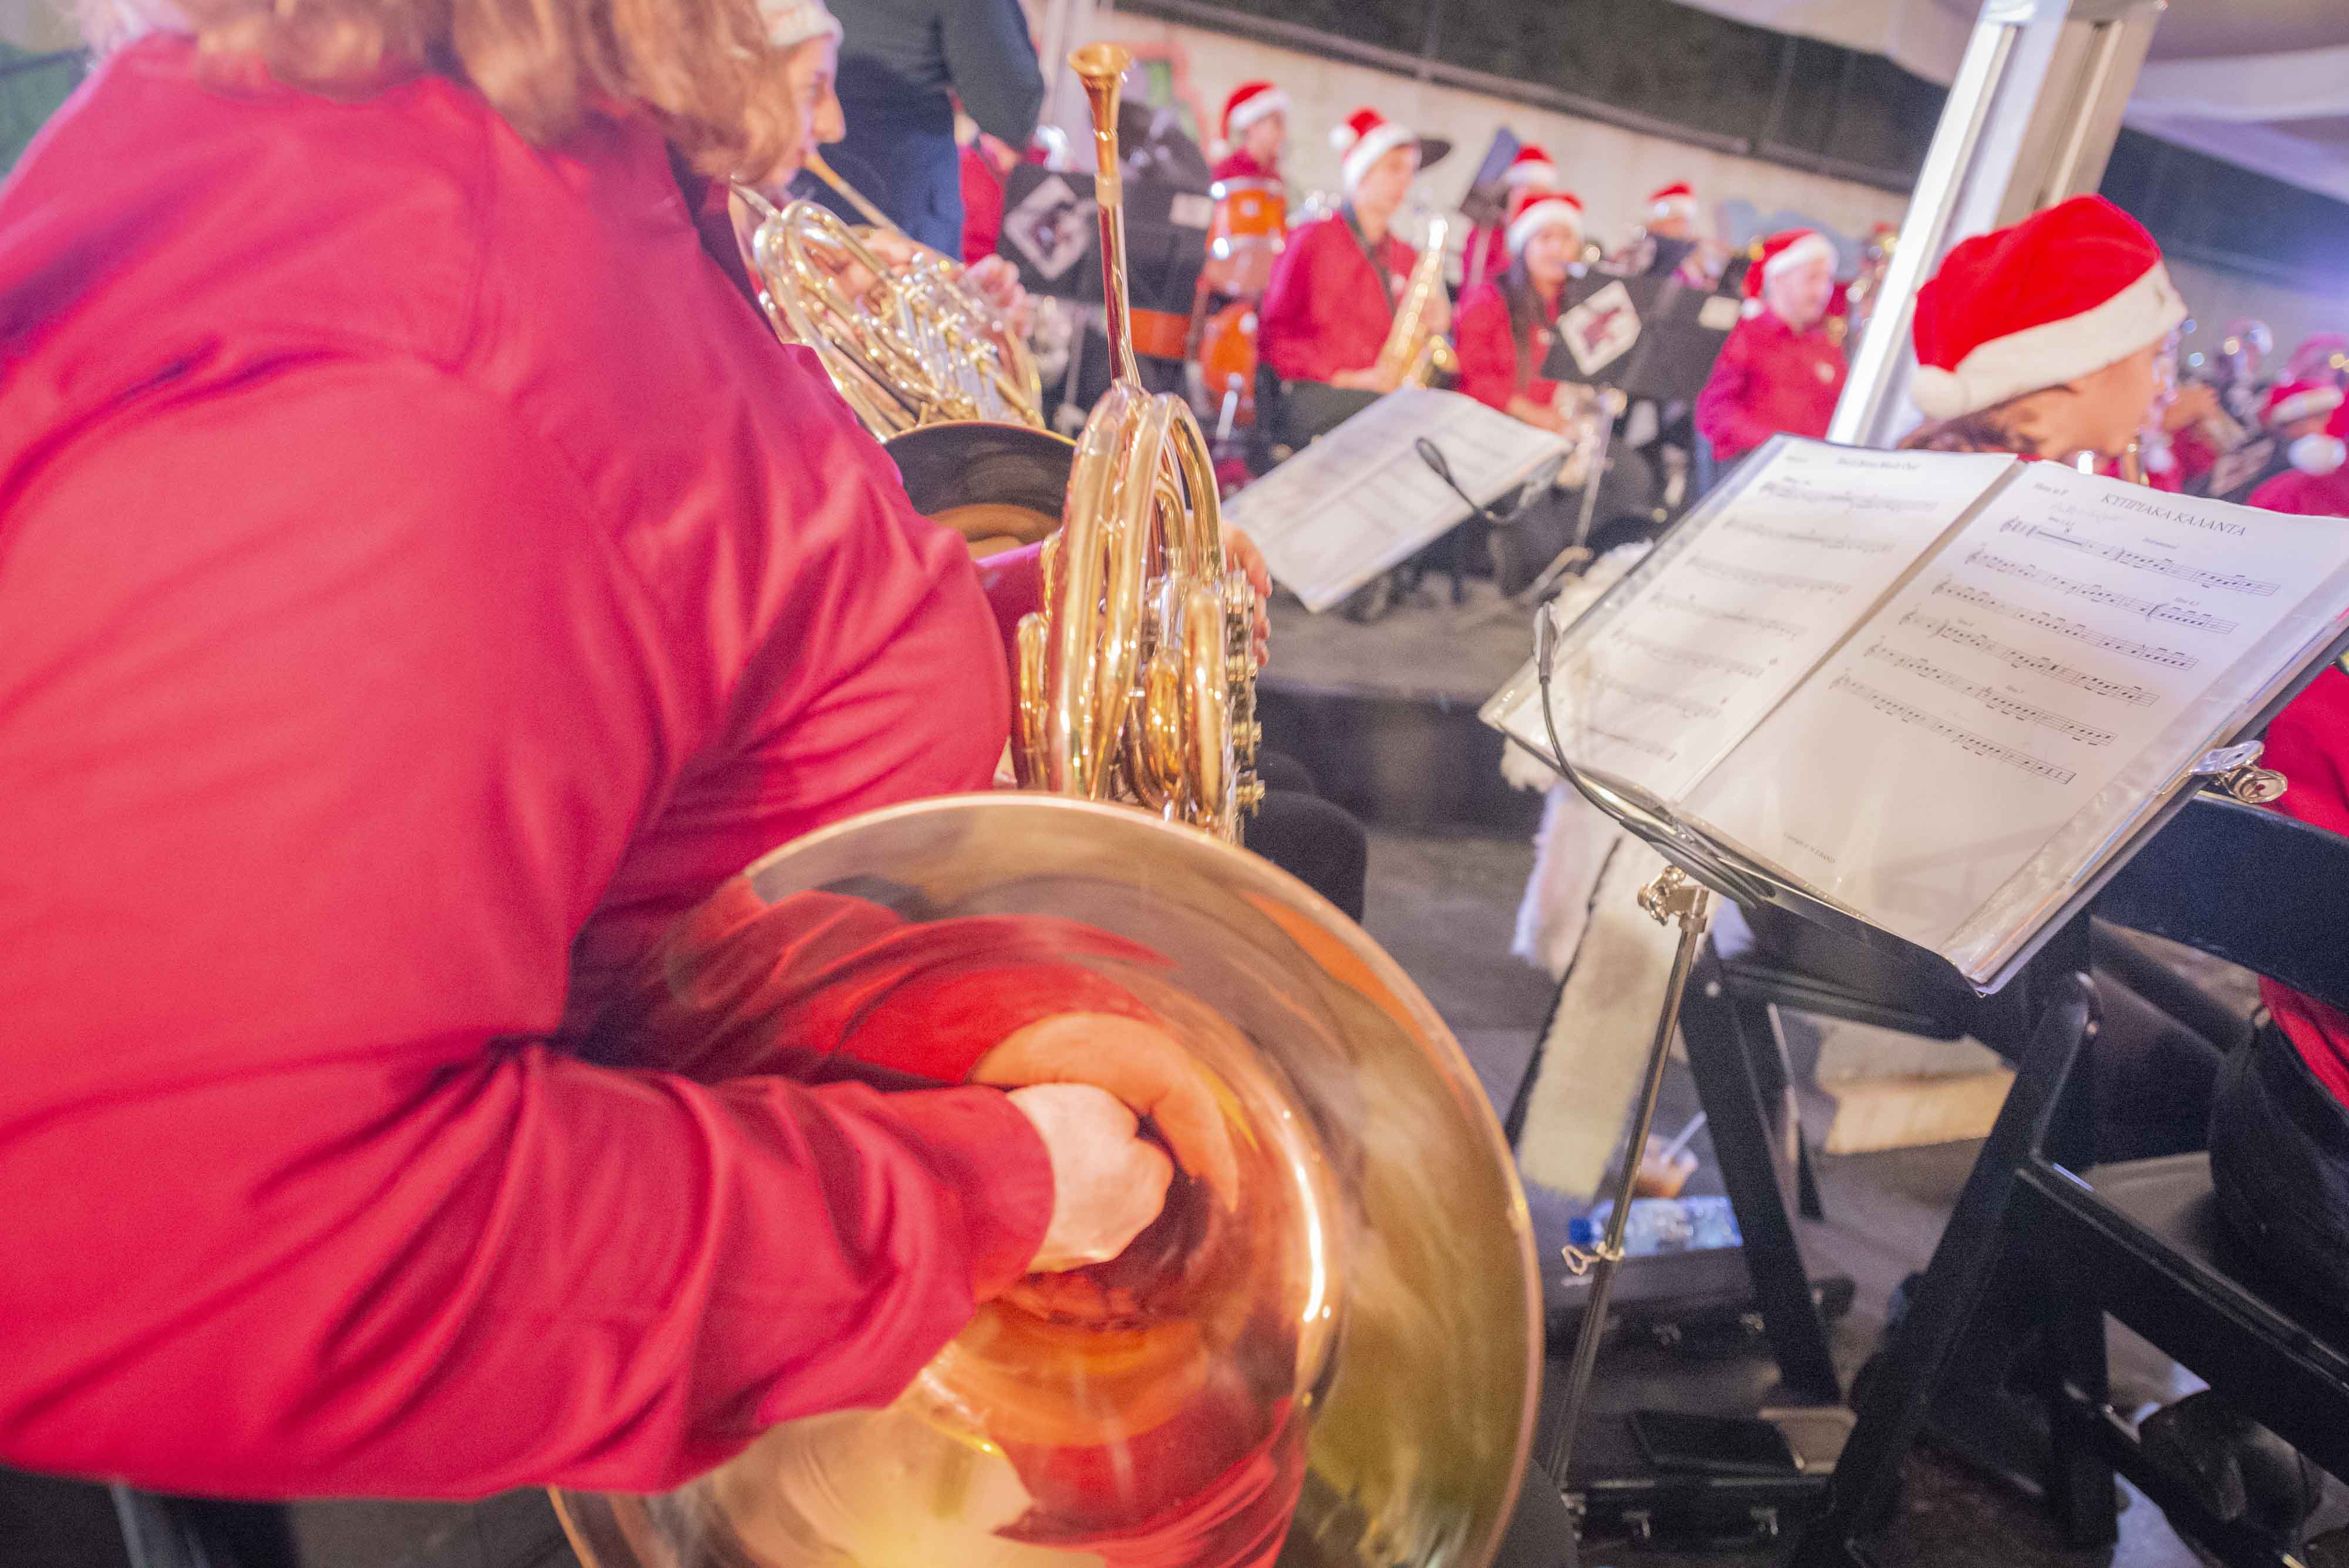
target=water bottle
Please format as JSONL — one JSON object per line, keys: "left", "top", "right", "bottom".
{"left": 1567, "top": 1196, "right": 1742, "bottom": 1257}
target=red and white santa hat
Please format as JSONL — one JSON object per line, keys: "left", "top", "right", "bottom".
{"left": 2263, "top": 378, "right": 2345, "bottom": 429}
{"left": 1506, "top": 186, "right": 1584, "bottom": 255}
{"left": 1503, "top": 144, "right": 1561, "bottom": 190}
{"left": 1741, "top": 228, "right": 1836, "bottom": 302}
{"left": 1910, "top": 196, "right": 2186, "bottom": 423}
{"left": 1328, "top": 107, "right": 1421, "bottom": 195}
{"left": 1648, "top": 181, "right": 1698, "bottom": 224}
{"left": 1220, "top": 81, "right": 1288, "bottom": 144}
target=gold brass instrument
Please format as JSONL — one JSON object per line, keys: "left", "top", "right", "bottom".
{"left": 1008, "top": 42, "right": 1261, "bottom": 841}
{"left": 1372, "top": 211, "right": 1458, "bottom": 389}
{"left": 550, "top": 794, "right": 1543, "bottom": 1568}
{"left": 730, "top": 166, "right": 1044, "bottom": 439}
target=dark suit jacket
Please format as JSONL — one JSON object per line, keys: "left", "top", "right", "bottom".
{"left": 826, "top": 0, "right": 1044, "bottom": 253}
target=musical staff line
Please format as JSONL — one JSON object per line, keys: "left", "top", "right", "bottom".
{"left": 1998, "top": 521, "right": 2281, "bottom": 597}
{"left": 1754, "top": 479, "right": 1939, "bottom": 515}
{"left": 1653, "top": 590, "right": 1805, "bottom": 640}
{"left": 1684, "top": 555, "right": 1849, "bottom": 597}
{"left": 1962, "top": 550, "right": 2240, "bottom": 634}
{"left": 1614, "top": 631, "right": 1766, "bottom": 680}
{"left": 1829, "top": 675, "right": 2078, "bottom": 785}
{"left": 1862, "top": 642, "right": 2116, "bottom": 747}
{"left": 1581, "top": 723, "right": 1676, "bottom": 761}
{"left": 1719, "top": 518, "right": 1900, "bottom": 554}
{"left": 1897, "top": 613, "right": 2162, "bottom": 706}
{"left": 1929, "top": 580, "right": 2199, "bottom": 670}
{"left": 1594, "top": 673, "right": 1725, "bottom": 723}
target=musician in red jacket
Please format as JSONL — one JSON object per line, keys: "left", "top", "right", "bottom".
{"left": 1211, "top": 79, "right": 1287, "bottom": 186}
{"left": 1452, "top": 184, "right": 1583, "bottom": 432}
{"left": 1256, "top": 105, "right": 1447, "bottom": 445}
{"left": 2248, "top": 390, "right": 2349, "bottom": 517}
{"left": 1460, "top": 142, "right": 1560, "bottom": 294}
{"left": 1692, "top": 227, "right": 1847, "bottom": 466}
{"left": 0, "top": 0, "right": 1224, "bottom": 1509}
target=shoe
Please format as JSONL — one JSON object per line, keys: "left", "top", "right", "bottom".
{"left": 2139, "top": 1391, "right": 2321, "bottom": 1540}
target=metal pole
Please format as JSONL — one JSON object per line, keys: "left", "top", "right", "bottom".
{"left": 1543, "top": 868, "right": 1714, "bottom": 1490}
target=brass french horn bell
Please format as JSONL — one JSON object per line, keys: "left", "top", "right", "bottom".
{"left": 550, "top": 795, "right": 1543, "bottom": 1568}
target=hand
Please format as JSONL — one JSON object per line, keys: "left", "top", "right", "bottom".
{"left": 1333, "top": 364, "right": 1402, "bottom": 395}
{"left": 2163, "top": 382, "right": 2219, "bottom": 433}
{"left": 975, "top": 1011, "right": 1240, "bottom": 1210}
{"left": 1223, "top": 527, "right": 1273, "bottom": 668}
{"left": 1007, "top": 1083, "right": 1172, "bottom": 1272}
{"left": 961, "top": 255, "right": 1036, "bottom": 337}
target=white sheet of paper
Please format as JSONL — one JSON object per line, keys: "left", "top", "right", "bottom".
{"left": 1230, "top": 388, "right": 1569, "bottom": 612}
{"left": 1521, "top": 440, "right": 2014, "bottom": 799}
{"left": 1685, "top": 463, "right": 2349, "bottom": 959}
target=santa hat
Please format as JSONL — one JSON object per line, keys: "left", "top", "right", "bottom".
{"left": 1328, "top": 107, "right": 1419, "bottom": 195}
{"left": 1503, "top": 144, "right": 1561, "bottom": 190}
{"left": 759, "top": 0, "right": 840, "bottom": 48}
{"left": 1741, "top": 228, "right": 1836, "bottom": 302}
{"left": 1220, "top": 81, "right": 1288, "bottom": 144}
{"left": 1910, "top": 196, "right": 2186, "bottom": 423}
{"left": 1506, "top": 187, "right": 1584, "bottom": 255}
{"left": 2264, "top": 379, "right": 2345, "bottom": 429}
{"left": 1648, "top": 181, "right": 1698, "bottom": 223}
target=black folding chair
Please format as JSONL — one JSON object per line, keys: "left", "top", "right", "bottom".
{"left": 1793, "top": 796, "right": 2349, "bottom": 1567}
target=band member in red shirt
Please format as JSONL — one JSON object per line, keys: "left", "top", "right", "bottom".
{"left": 1211, "top": 79, "right": 1287, "bottom": 185}
{"left": 0, "top": 0, "right": 1205, "bottom": 1509}
{"left": 1452, "top": 185, "right": 1583, "bottom": 432}
{"left": 2250, "top": 396, "right": 2349, "bottom": 517}
{"left": 1462, "top": 143, "right": 1561, "bottom": 294}
{"left": 1256, "top": 105, "right": 1448, "bottom": 445}
{"left": 1694, "top": 227, "right": 1845, "bottom": 466}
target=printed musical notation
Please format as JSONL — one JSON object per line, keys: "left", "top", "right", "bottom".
{"left": 1828, "top": 674, "right": 2079, "bottom": 785}
{"left": 1720, "top": 518, "right": 1901, "bottom": 554}
{"left": 1861, "top": 642, "right": 2116, "bottom": 747}
{"left": 1998, "top": 521, "right": 2281, "bottom": 597}
{"left": 1930, "top": 581, "right": 2199, "bottom": 669}
{"left": 1684, "top": 556, "right": 1849, "bottom": 597}
{"left": 1754, "top": 479, "right": 1940, "bottom": 516}
{"left": 1593, "top": 673, "right": 1725, "bottom": 723}
{"left": 1962, "top": 550, "right": 2242, "bottom": 635}
{"left": 1897, "top": 613, "right": 2162, "bottom": 706}
{"left": 1653, "top": 590, "right": 1805, "bottom": 640}
{"left": 1614, "top": 631, "right": 1766, "bottom": 681}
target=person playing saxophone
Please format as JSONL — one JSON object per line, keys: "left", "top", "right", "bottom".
{"left": 1256, "top": 105, "right": 1451, "bottom": 448}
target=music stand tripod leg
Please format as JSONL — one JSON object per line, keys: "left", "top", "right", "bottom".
{"left": 1542, "top": 867, "right": 1713, "bottom": 1517}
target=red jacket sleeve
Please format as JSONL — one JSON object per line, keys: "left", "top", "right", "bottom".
{"left": 0, "top": 364, "right": 1052, "bottom": 1500}
{"left": 1694, "top": 317, "right": 1769, "bottom": 461}
{"left": 1453, "top": 281, "right": 1521, "bottom": 412}
{"left": 1256, "top": 220, "right": 1334, "bottom": 383}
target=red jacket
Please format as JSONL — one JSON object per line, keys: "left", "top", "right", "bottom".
{"left": 1210, "top": 148, "right": 1280, "bottom": 186}
{"left": 1256, "top": 211, "right": 1414, "bottom": 385}
{"left": 1694, "top": 309, "right": 1847, "bottom": 463}
{"left": 1453, "top": 279, "right": 1561, "bottom": 415}
{"left": 960, "top": 141, "right": 1005, "bottom": 266}
{"left": 2250, "top": 464, "right": 2349, "bottom": 518}
{"left": 0, "top": 39, "right": 1059, "bottom": 1499}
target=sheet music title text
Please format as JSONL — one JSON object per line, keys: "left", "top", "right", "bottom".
{"left": 2110, "top": 493, "right": 2247, "bottom": 536}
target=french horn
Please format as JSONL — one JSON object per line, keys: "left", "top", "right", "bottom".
{"left": 549, "top": 794, "right": 1544, "bottom": 1568}
{"left": 731, "top": 154, "right": 1045, "bottom": 439}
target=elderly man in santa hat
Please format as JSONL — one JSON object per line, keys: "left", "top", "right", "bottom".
{"left": 1692, "top": 227, "right": 1846, "bottom": 467}
{"left": 1256, "top": 105, "right": 1450, "bottom": 447}
{"left": 2250, "top": 391, "right": 2349, "bottom": 517}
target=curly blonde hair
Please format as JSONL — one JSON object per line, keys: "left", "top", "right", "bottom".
{"left": 83, "top": 0, "right": 801, "bottom": 180}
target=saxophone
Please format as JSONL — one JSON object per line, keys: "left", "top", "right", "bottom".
{"left": 1372, "top": 211, "right": 1458, "bottom": 388}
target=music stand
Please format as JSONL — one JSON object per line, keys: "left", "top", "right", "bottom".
{"left": 997, "top": 165, "right": 1210, "bottom": 317}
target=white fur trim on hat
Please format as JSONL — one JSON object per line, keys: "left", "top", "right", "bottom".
{"left": 1504, "top": 160, "right": 1560, "bottom": 189}
{"left": 2271, "top": 385, "right": 2344, "bottom": 428}
{"left": 1762, "top": 230, "right": 1835, "bottom": 280}
{"left": 1652, "top": 193, "right": 1698, "bottom": 221}
{"left": 1336, "top": 120, "right": 1419, "bottom": 194}
{"left": 761, "top": 0, "right": 840, "bottom": 48}
{"left": 1910, "top": 260, "right": 2188, "bottom": 422}
{"left": 1506, "top": 197, "right": 1583, "bottom": 256}
{"left": 1227, "top": 87, "right": 1288, "bottom": 137}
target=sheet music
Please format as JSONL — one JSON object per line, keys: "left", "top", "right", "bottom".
{"left": 1515, "top": 440, "right": 2014, "bottom": 799}
{"left": 1685, "top": 462, "right": 2349, "bottom": 961}
{"left": 1230, "top": 388, "right": 1569, "bottom": 612}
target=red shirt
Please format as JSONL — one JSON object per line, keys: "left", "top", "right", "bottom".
{"left": 960, "top": 141, "right": 1005, "bottom": 266}
{"left": 2254, "top": 668, "right": 2349, "bottom": 1103}
{"left": 1453, "top": 279, "right": 1561, "bottom": 415}
{"left": 1694, "top": 309, "right": 1848, "bottom": 463}
{"left": 2250, "top": 464, "right": 2349, "bottom": 519}
{"left": 1256, "top": 211, "right": 1415, "bottom": 385}
{"left": 0, "top": 39, "right": 1058, "bottom": 1499}
{"left": 1210, "top": 148, "right": 1280, "bottom": 186}
{"left": 1461, "top": 225, "right": 1508, "bottom": 294}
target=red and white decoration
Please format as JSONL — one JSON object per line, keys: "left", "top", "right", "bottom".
{"left": 2264, "top": 379, "right": 2346, "bottom": 429}
{"left": 1219, "top": 80, "right": 1288, "bottom": 145}
{"left": 1505, "top": 186, "right": 1584, "bottom": 255}
{"left": 1328, "top": 107, "right": 1420, "bottom": 195}
{"left": 1503, "top": 144, "right": 1563, "bottom": 190}
{"left": 1909, "top": 195, "right": 2186, "bottom": 422}
{"left": 1648, "top": 181, "right": 1700, "bottom": 224}
{"left": 1741, "top": 227, "right": 1836, "bottom": 300}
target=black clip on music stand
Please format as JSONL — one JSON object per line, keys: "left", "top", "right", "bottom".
{"left": 1512, "top": 592, "right": 2349, "bottom": 1543}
